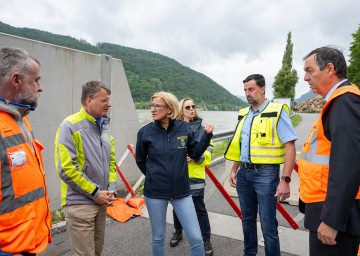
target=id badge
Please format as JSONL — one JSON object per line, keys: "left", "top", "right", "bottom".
{"left": 10, "top": 150, "right": 27, "bottom": 167}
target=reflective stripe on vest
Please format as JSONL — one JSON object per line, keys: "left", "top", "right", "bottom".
{"left": 224, "top": 102, "right": 287, "bottom": 163}
{"left": 188, "top": 143, "right": 213, "bottom": 179}
{"left": 0, "top": 113, "right": 51, "bottom": 253}
{"left": 298, "top": 84, "right": 360, "bottom": 203}
{"left": 223, "top": 108, "right": 249, "bottom": 161}
{"left": 0, "top": 132, "right": 45, "bottom": 214}
{"left": 299, "top": 125, "right": 330, "bottom": 165}
{"left": 190, "top": 183, "right": 206, "bottom": 190}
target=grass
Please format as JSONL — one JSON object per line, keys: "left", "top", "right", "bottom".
{"left": 212, "top": 140, "right": 229, "bottom": 159}
{"left": 291, "top": 113, "right": 302, "bottom": 127}
{"left": 135, "top": 181, "right": 144, "bottom": 195}
{"left": 51, "top": 208, "right": 65, "bottom": 224}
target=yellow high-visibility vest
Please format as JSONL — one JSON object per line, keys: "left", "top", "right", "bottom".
{"left": 225, "top": 102, "right": 289, "bottom": 164}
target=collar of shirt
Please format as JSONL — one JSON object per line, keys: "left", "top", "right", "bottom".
{"left": 324, "top": 79, "right": 348, "bottom": 102}
{"left": 96, "top": 116, "right": 104, "bottom": 133}
{"left": 249, "top": 99, "right": 269, "bottom": 115}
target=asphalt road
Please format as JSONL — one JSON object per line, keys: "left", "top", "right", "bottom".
{"left": 294, "top": 113, "right": 318, "bottom": 151}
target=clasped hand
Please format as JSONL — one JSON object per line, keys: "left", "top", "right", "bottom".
{"left": 94, "top": 190, "right": 116, "bottom": 207}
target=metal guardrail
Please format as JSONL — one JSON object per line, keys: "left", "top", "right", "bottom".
{"left": 212, "top": 130, "right": 234, "bottom": 143}
{"left": 290, "top": 110, "right": 296, "bottom": 118}
{"left": 210, "top": 130, "right": 234, "bottom": 166}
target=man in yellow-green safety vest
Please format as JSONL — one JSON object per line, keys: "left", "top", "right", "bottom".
{"left": 224, "top": 74, "right": 297, "bottom": 256}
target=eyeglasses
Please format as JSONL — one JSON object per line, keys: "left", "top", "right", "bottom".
{"left": 92, "top": 97, "right": 111, "bottom": 104}
{"left": 150, "top": 104, "right": 166, "bottom": 110}
{"left": 184, "top": 105, "right": 196, "bottom": 110}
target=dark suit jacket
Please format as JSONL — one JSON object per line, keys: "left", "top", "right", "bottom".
{"left": 304, "top": 81, "right": 360, "bottom": 236}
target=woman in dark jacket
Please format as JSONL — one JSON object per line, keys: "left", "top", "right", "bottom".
{"left": 170, "top": 98, "right": 214, "bottom": 256}
{"left": 136, "top": 91, "right": 214, "bottom": 256}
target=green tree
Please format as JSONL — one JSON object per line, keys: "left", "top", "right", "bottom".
{"left": 273, "top": 32, "right": 298, "bottom": 101}
{"left": 348, "top": 25, "right": 360, "bottom": 87}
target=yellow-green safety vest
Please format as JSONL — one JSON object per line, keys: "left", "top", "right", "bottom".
{"left": 224, "top": 102, "right": 289, "bottom": 164}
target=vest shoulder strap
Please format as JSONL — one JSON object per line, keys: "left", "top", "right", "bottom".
{"left": 238, "top": 107, "right": 250, "bottom": 121}
{"left": 323, "top": 84, "right": 360, "bottom": 113}
{"left": 260, "top": 102, "right": 288, "bottom": 117}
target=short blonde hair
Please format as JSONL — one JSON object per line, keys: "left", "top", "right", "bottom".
{"left": 178, "top": 98, "right": 199, "bottom": 121}
{"left": 151, "top": 91, "right": 179, "bottom": 120}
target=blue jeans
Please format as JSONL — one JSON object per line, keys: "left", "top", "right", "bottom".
{"left": 236, "top": 165, "right": 280, "bottom": 256}
{"left": 173, "top": 195, "right": 211, "bottom": 240}
{"left": 145, "top": 195, "right": 204, "bottom": 256}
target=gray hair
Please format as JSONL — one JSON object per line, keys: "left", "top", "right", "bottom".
{"left": 81, "top": 80, "right": 111, "bottom": 106}
{"left": 0, "top": 47, "right": 40, "bottom": 87}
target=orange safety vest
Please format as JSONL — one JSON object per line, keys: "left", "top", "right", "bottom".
{"left": 298, "top": 84, "right": 360, "bottom": 203}
{"left": 0, "top": 112, "right": 52, "bottom": 254}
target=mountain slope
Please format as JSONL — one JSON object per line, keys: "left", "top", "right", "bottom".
{"left": 0, "top": 21, "right": 246, "bottom": 110}
{"left": 294, "top": 90, "right": 316, "bottom": 104}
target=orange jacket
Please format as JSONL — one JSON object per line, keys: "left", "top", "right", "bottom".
{"left": 0, "top": 112, "right": 52, "bottom": 254}
{"left": 298, "top": 84, "right": 360, "bottom": 203}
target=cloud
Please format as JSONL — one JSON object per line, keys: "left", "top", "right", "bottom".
{"left": 1, "top": 0, "right": 359, "bottom": 98}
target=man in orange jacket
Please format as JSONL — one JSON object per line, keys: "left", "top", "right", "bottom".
{"left": 299, "top": 46, "right": 360, "bottom": 255}
{"left": 0, "top": 47, "right": 52, "bottom": 255}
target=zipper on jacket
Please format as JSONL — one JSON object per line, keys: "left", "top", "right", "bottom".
{"left": 167, "top": 132, "right": 174, "bottom": 198}
{"left": 96, "top": 119, "right": 103, "bottom": 147}
{"left": 96, "top": 119, "right": 107, "bottom": 189}
{"left": 248, "top": 116, "right": 255, "bottom": 162}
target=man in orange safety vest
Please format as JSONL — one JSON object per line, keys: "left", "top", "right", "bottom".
{"left": 298, "top": 46, "right": 360, "bottom": 256}
{"left": 0, "top": 47, "right": 52, "bottom": 255}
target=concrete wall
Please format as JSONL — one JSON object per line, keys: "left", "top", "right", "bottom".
{"left": 0, "top": 33, "right": 142, "bottom": 210}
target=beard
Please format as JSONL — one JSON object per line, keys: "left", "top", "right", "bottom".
{"left": 247, "top": 97, "right": 257, "bottom": 105}
{"left": 20, "top": 98, "right": 38, "bottom": 108}
{"left": 14, "top": 89, "right": 38, "bottom": 108}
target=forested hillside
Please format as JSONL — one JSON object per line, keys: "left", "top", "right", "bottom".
{"left": 0, "top": 21, "right": 247, "bottom": 110}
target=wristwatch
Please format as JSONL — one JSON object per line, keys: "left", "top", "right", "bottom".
{"left": 281, "top": 176, "right": 291, "bottom": 183}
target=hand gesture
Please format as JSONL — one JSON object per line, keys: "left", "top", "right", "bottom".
{"left": 204, "top": 123, "right": 214, "bottom": 134}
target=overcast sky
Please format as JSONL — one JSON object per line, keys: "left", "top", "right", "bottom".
{"left": 1, "top": 0, "right": 359, "bottom": 99}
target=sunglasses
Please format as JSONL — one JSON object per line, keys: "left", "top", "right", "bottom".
{"left": 184, "top": 105, "right": 196, "bottom": 110}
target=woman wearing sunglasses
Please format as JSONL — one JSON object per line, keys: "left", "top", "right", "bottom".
{"left": 169, "top": 98, "right": 214, "bottom": 256}
{"left": 136, "top": 92, "right": 214, "bottom": 256}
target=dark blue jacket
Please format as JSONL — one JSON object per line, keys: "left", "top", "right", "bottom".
{"left": 136, "top": 119, "right": 212, "bottom": 199}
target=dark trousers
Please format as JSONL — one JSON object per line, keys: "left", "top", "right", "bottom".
{"left": 309, "top": 230, "right": 360, "bottom": 256}
{"left": 173, "top": 195, "right": 211, "bottom": 240}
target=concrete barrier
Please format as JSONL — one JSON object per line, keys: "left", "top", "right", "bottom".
{"left": 0, "top": 33, "right": 141, "bottom": 210}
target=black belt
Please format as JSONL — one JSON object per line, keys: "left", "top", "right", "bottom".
{"left": 240, "top": 163, "right": 279, "bottom": 169}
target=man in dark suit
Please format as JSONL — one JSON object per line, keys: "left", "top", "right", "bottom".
{"left": 298, "top": 46, "right": 360, "bottom": 255}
